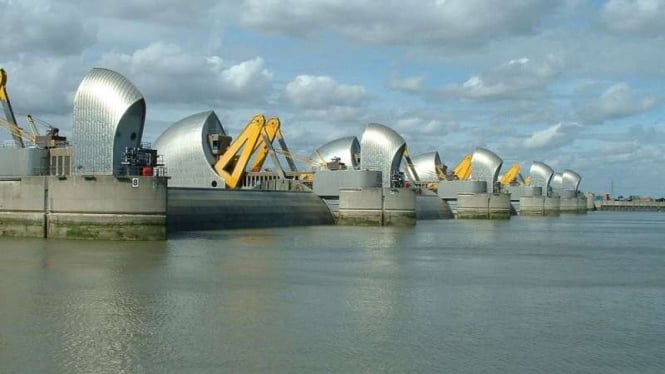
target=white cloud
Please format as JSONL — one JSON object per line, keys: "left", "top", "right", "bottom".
{"left": 441, "top": 56, "right": 563, "bottom": 100}
{"left": 578, "top": 82, "right": 657, "bottom": 123}
{"left": 523, "top": 122, "right": 582, "bottom": 150}
{"left": 395, "top": 117, "right": 459, "bottom": 136}
{"left": 602, "top": 0, "right": 665, "bottom": 36}
{"left": 97, "top": 43, "right": 273, "bottom": 106}
{"left": 0, "top": 57, "right": 83, "bottom": 116}
{"left": 389, "top": 74, "right": 426, "bottom": 93}
{"left": 70, "top": 0, "right": 230, "bottom": 26}
{"left": 284, "top": 75, "right": 369, "bottom": 109}
{"left": 0, "top": 0, "right": 96, "bottom": 57}
{"left": 241, "top": 0, "right": 555, "bottom": 46}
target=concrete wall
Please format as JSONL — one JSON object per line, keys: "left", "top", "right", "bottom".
{"left": 519, "top": 196, "right": 545, "bottom": 216}
{"left": 383, "top": 188, "right": 417, "bottom": 226}
{"left": 586, "top": 193, "right": 596, "bottom": 211}
{"left": 456, "top": 193, "right": 511, "bottom": 219}
{"left": 337, "top": 187, "right": 416, "bottom": 226}
{"left": 313, "top": 170, "right": 382, "bottom": 197}
{"left": 543, "top": 196, "right": 561, "bottom": 216}
{"left": 0, "top": 211, "right": 45, "bottom": 238}
{"left": 560, "top": 197, "right": 579, "bottom": 214}
{"left": 167, "top": 188, "right": 334, "bottom": 231}
{"left": 48, "top": 175, "right": 166, "bottom": 214}
{"left": 488, "top": 193, "right": 512, "bottom": 219}
{"left": 0, "top": 175, "right": 167, "bottom": 240}
{"left": 438, "top": 180, "right": 487, "bottom": 200}
{"left": 577, "top": 196, "right": 588, "bottom": 214}
{"left": 507, "top": 186, "right": 542, "bottom": 201}
{"left": 0, "top": 177, "right": 47, "bottom": 237}
{"left": 556, "top": 189, "right": 577, "bottom": 199}
{"left": 597, "top": 200, "right": 665, "bottom": 212}
{"left": 0, "top": 148, "right": 49, "bottom": 176}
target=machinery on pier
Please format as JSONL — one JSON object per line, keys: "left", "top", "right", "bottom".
{"left": 499, "top": 163, "right": 531, "bottom": 187}
{"left": 1, "top": 68, "right": 70, "bottom": 177}
{"left": 212, "top": 114, "right": 305, "bottom": 189}
{"left": 1, "top": 69, "right": 67, "bottom": 149}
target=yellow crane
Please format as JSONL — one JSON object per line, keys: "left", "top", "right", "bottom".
{"left": 499, "top": 163, "right": 531, "bottom": 186}
{"left": 1, "top": 68, "right": 26, "bottom": 148}
{"left": 452, "top": 154, "right": 472, "bottom": 180}
{"left": 213, "top": 114, "right": 268, "bottom": 188}
{"left": 212, "top": 114, "right": 299, "bottom": 189}
{"left": 500, "top": 163, "right": 521, "bottom": 185}
{"left": 249, "top": 117, "right": 298, "bottom": 173}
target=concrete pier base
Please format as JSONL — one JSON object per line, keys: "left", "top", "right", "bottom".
{"left": 0, "top": 211, "right": 45, "bottom": 238}
{"left": 457, "top": 193, "right": 511, "bottom": 220}
{"left": 48, "top": 213, "right": 165, "bottom": 240}
{"left": 577, "top": 196, "right": 589, "bottom": 214}
{"left": 337, "top": 187, "right": 416, "bottom": 226}
{"left": 586, "top": 193, "right": 596, "bottom": 211}
{"left": 560, "top": 197, "right": 579, "bottom": 214}
{"left": 519, "top": 196, "right": 545, "bottom": 216}
{"left": 544, "top": 196, "right": 561, "bottom": 216}
{"left": 1, "top": 175, "right": 167, "bottom": 240}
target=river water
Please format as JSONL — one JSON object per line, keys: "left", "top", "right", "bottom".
{"left": 1, "top": 212, "right": 664, "bottom": 373}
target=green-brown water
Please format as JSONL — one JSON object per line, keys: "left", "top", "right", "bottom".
{"left": 1, "top": 212, "right": 664, "bottom": 373}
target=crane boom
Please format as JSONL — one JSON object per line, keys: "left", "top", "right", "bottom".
{"left": 213, "top": 114, "right": 267, "bottom": 188}
{"left": 249, "top": 117, "right": 298, "bottom": 173}
{"left": 26, "top": 114, "right": 40, "bottom": 138}
{"left": 249, "top": 117, "right": 281, "bottom": 172}
{"left": 0, "top": 68, "right": 25, "bottom": 148}
{"left": 453, "top": 154, "right": 472, "bottom": 180}
{"left": 500, "top": 163, "right": 521, "bottom": 185}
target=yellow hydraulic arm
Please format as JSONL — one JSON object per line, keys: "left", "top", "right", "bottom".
{"left": 453, "top": 154, "right": 472, "bottom": 180}
{"left": 500, "top": 163, "right": 521, "bottom": 185}
{"left": 250, "top": 116, "right": 298, "bottom": 173}
{"left": 249, "top": 117, "right": 280, "bottom": 172}
{"left": 0, "top": 68, "right": 26, "bottom": 148}
{"left": 213, "top": 114, "right": 267, "bottom": 189}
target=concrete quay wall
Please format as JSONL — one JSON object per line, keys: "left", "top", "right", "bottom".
{"left": 337, "top": 187, "right": 416, "bottom": 226}
{"left": 597, "top": 200, "right": 665, "bottom": 212}
{"left": 543, "top": 196, "right": 560, "bottom": 216}
{"left": 560, "top": 195, "right": 588, "bottom": 214}
{"left": 519, "top": 196, "right": 545, "bottom": 216}
{"left": 456, "top": 193, "right": 511, "bottom": 220}
{"left": 0, "top": 176, "right": 167, "bottom": 240}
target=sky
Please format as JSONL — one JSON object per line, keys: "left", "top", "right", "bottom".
{"left": 1, "top": 0, "right": 664, "bottom": 197}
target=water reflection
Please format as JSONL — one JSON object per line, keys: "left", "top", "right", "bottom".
{"left": 2, "top": 213, "right": 665, "bottom": 373}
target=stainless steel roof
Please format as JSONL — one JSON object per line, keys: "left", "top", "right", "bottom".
{"left": 72, "top": 68, "right": 146, "bottom": 175}
{"left": 551, "top": 173, "right": 563, "bottom": 190}
{"left": 359, "top": 123, "right": 406, "bottom": 187}
{"left": 562, "top": 169, "right": 582, "bottom": 191}
{"left": 471, "top": 148, "right": 503, "bottom": 193}
{"left": 310, "top": 136, "right": 360, "bottom": 170}
{"left": 153, "top": 111, "right": 226, "bottom": 188}
{"left": 410, "top": 151, "right": 442, "bottom": 182}
{"left": 529, "top": 161, "right": 554, "bottom": 191}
